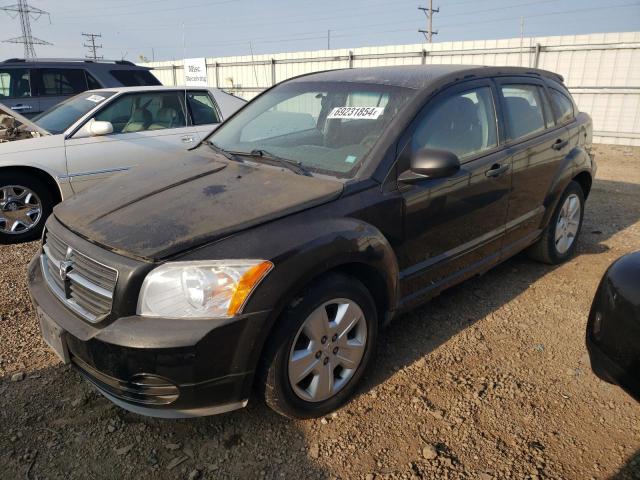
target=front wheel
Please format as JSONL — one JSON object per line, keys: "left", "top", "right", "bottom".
{"left": 527, "top": 180, "right": 585, "bottom": 264}
{"left": 258, "top": 273, "right": 378, "bottom": 419}
{"left": 0, "top": 174, "right": 54, "bottom": 244}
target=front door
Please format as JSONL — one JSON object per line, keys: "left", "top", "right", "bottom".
{"left": 0, "top": 67, "right": 40, "bottom": 117}
{"left": 64, "top": 90, "right": 198, "bottom": 193}
{"left": 397, "top": 80, "right": 511, "bottom": 305}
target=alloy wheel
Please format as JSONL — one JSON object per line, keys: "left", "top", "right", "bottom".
{"left": 288, "top": 298, "right": 368, "bottom": 402}
{"left": 555, "top": 193, "right": 581, "bottom": 254}
{"left": 0, "top": 185, "right": 42, "bottom": 235}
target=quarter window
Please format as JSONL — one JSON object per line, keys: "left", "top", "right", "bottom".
{"left": 109, "top": 70, "right": 162, "bottom": 86}
{"left": 0, "top": 69, "right": 32, "bottom": 98}
{"left": 412, "top": 86, "right": 498, "bottom": 160}
{"left": 500, "top": 84, "right": 546, "bottom": 140}
{"left": 187, "top": 91, "right": 220, "bottom": 125}
{"left": 550, "top": 88, "right": 574, "bottom": 124}
{"left": 94, "top": 92, "right": 187, "bottom": 134}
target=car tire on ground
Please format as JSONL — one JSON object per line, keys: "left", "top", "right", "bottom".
{"left": 527, "top": 180, "right": 585, "bottom": 264}
{"left": 257, "top": 273, "right": 378, "bottom": 419}
{"left": 0, "top": 173, "right": 53, "bottom": 244}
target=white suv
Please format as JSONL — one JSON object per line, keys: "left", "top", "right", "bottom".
{"left": 0, "top": 86, "right": 245, "bottom": 242}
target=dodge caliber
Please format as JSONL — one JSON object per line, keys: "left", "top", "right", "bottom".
{"left": 28, "top": 65, "right": 596, "bottom": 419}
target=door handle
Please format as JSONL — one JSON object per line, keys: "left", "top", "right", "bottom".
{"left": 11, "top": 104, "right": 32, "bottom": 111}
{"left": 485, "top": 163, "right": 510, "bottom": 178}
{"left": 181, "top": 135, "right": 195, "bottom": 143}
{"left": 552, "top": 138, "right": 568, "bottom": 150}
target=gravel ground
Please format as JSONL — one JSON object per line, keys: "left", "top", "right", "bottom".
{"left": 1, "top": 144, "right": 639, "bottom": 480}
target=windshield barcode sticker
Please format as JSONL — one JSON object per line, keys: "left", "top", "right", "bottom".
{"left": 328, "top": 107, "right": 384, "bottom": 120}
{"left": 86, "top": 94, "right": 106, "bottom": 103}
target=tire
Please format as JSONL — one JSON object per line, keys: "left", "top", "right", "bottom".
{"left": 0, "top": 173, "right": 54, "bottom": 244}
{"left": 527, "top": 180, "right": 585, "bottom": 264}
{"left": 257, "top": 273, "right": 378, "bottom": 419}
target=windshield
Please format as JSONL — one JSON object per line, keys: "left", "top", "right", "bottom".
{"left": 33, "top": 91, "right": 116, "bottom": 134}
{"left": 207, "top": 81, "right": 416, "bottom": 177}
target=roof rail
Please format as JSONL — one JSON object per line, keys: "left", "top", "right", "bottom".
{"left": 2, "top": 58, "right": 142, "bottom": 66}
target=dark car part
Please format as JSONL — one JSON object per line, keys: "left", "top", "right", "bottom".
{"left": 586, "top": 252, "right": 640, "bottom": 402}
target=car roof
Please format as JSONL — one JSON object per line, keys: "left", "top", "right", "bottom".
{"left": 287, "top": 64, "right": 564, "bottom": 90}
{"left": 1, "top": 58, "right": 151, "bottom": 70}
{"left": 83, "top": 85, "right": 224, "bottom": 94}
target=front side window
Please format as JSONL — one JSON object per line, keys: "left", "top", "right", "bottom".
{"left": 0, "top": 69, "right": 32, "bottom": 98}
{"left": 412, "top": 86, "right": 498, "bottom": 160}
{"left": 501, "top": 84, "right": 546, "bottom": 140}
{"left": 550, "top": 88, "right": 574, "bottom": 124}
{"left": 208, "top": 81, "right": 416, "bottom": 177}
{"left": 94, "top": 91, "right": 187, "bottom": 133}
{"left": 40, "top": 69, "right": 87, "bottom": 96}
{"left": 187, "top": 91, "right": 220, "bottom": 125}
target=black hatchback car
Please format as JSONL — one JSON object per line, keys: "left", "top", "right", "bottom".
{"left": 587, "top": 252, "right": 640, "bottom": 402}
{"left": 28, "top": 65, "right": 596, "bottom": 419}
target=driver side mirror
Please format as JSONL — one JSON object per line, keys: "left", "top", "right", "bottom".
{"left": 89, "top": 120, "right": 113, "bottom": 137}
{"left": 399, "top": 148, "right": 460, "bottom": 183}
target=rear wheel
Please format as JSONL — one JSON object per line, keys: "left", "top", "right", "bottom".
{"left": 527, "top": 180, "right": 585, "bottom": 264}
{"left": 0, "top": 174, "right": 53, "bottom": 244}
{"left": 258, "top": 273, "right": 378, "bottom": 419}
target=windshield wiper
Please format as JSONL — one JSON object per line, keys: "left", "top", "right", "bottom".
{"left": 206, "top": 141, "right": 245, "bottom": 163}
{"left": 245, "top": 149, "right": 312, "bottom": 176}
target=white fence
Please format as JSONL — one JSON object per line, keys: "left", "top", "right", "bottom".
{"left": 143, "top": 32, "right": 640, "bottom": 146}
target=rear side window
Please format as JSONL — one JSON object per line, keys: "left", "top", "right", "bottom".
{"left": 40, "top": 69, "right": 87, "bottom": 96}
{"left": 0, "top": 68, "right": 32, "bottom": 98}
{"left": 550, "top": 88, "right": 574, "bottom": 124}
{"left": 85, "top": 71, "right": 102, "bottom": 90}
{"left": 109, "top": 70, "right": 161, "bottom": 87}
{"left": 500, "top": 84, "right": 546, "bottom": 140}
{"left": 412, "top": 86, "right": 498, "bottom": 160}
{"left": 187, "top": 91, "right": 220, "bottom": 125}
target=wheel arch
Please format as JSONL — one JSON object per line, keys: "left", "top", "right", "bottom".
{"left": 0, "top": 165, "right": 63, "bottom": 204}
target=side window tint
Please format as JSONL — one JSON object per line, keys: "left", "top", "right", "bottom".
{"left": 187, "top": 91, "right": 220, "bottom": 125}
{"left": 94, "top": 92, "right": 186, "bottom": 134}
{"left": 412, "top": 86, "right": 497, "bottom": 160}
{"left": 85, "top": 71, "right": 102, "bottom": 90}
{"left": 109, "top": 70, "right": 162, "bottom": 86}
{"left": 0, "top": 69, "right": 32, "bottom": 98}
{"left": 41, "top": 69, "right": 87, "bottom": 96}
{"left": 500, "top": 84, "right": 546, "bottom": 140}
{"left": 550, "top": 88, "right": 574, "bottom": 124}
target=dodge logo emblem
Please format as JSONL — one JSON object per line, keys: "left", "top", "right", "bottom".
{"left": 59, "top": 246, "right": 74, "bottom": 281}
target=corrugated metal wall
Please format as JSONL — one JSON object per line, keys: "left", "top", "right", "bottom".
{"left": 143, "top": 31, "right": 640, "bottom": 146}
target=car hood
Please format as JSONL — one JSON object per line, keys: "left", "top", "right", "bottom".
{"left": 54, "top": 151, "right": 344, "bottom": 260}
{"left": 0, "top": 102, "right": 50, "bottom": 141}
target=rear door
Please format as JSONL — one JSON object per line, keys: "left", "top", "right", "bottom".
{"left": 397, "top": 79, "right": 511, "bottom": 304}
{"left": 0, "top": 67, "right": 40, "bottom": 117}
{"left": 64, "top": 90, "right": 199, "bottom": 193}
{"left": 34, "top": 68, "right": 92, "bottom": 113}
{"left": 493, "top": 77, "right": 570, "bottom": 253}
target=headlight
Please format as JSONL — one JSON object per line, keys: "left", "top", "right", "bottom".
{"left": 137, "top": 260, "right": 273, "bottom": 318}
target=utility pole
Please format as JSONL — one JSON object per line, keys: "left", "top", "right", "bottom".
{"left": 418, "top": 0, "right": 439, "bottom": 43}
{"left": 1, "top": 0, "right": 51, "bottom": 59}
{"left": 327, "top": 29, "right": 331, "bottom": 50}
{"left": 82, "top": 33, "right": 103, "bottom": 60}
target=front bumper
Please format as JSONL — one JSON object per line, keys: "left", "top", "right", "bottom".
{"left": 27, "top": 254, "right": 270, "bottom": 418}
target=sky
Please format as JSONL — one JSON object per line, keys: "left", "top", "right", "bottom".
{"left": 0, "top": 0, "right": 639, "bottom": 62}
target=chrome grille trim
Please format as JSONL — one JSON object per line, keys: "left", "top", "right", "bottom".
{"left": 40, "top": 230, "right": 118, "bottom": 323}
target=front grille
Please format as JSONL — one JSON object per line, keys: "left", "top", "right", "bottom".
{"left": 41, "top": 230, "right": 118, "bottom": 323}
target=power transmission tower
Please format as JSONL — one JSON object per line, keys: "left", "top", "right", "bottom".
{"left": 82, "top": 33, "right": 103, "bottom": 61}
{"left": 1, "top": 0, "right": 51, "bottom": 59}
{"left": 418, "top": 0, "right": 439, "bottom": 43}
